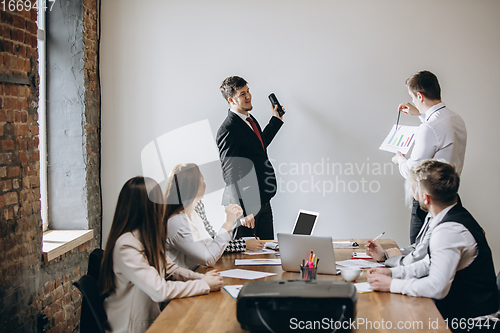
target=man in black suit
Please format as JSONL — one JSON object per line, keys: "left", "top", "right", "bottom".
{"left": 216, "top": 76, "right": 284, "bottom": 240}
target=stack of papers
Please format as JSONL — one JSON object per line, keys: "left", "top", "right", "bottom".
{"left": 245, "top": 249, "right": 276, "bottom": 255}
{"left": 336, "top": 259, "right": 384, "bottom": 269}
{"left": 219, "top": 269, "right": 277, "bottom": 280}
{"left": 332, "top": 241, "right": 359, "bottom": 249}
{"left": 235, "top": 259, "right": 281, "bottom": 266}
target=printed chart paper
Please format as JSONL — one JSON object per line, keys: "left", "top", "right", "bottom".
{"left": 379, "top": 125, "right": 419, "bottom": 154}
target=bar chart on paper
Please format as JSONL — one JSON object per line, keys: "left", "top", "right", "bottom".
{"left": 379, "top": 125, "right": 419, "bottom": 154}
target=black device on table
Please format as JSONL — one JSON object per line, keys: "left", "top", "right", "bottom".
{"left": 237, "top": 280, "right": 357, "bottom": 332}
{"left": 268, "top": 93, "right": 285, "bottom": 117}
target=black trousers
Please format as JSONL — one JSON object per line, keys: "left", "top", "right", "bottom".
{"left": 410, "top": 199, "right": 427, "bottom": 244}
{"left": 235, "top": 201, "right": 274, "bottom": 240}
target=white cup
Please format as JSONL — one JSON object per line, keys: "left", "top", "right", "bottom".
{"left": 341, "top": 268, "right": 363, "bottom": 282}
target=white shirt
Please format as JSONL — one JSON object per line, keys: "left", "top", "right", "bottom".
{"left": 230, "top": 109, "right": 254, "bottom": 130}
{"left": 398, "top": 103, "right": 467, "bottom": 179}
{"left": 166, "top": 212, "right": 231, "bottom": 270}
{"left": 390, "top": 205, "right": 478, "bottom": 299}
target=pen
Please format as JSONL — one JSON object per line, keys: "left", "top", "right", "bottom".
{"left": 372, "top": 231, "right": 386, "bottom": 242}
{"left": 396, "top": 108, "right": 401, "bottom": 130}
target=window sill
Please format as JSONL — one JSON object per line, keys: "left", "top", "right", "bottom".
{"left": 42, "top": 230, "right": 94, "bottom": 262}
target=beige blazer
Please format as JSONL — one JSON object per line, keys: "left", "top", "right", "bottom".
{"left": 104, "top": 230, "right": 210, "bottom": 333}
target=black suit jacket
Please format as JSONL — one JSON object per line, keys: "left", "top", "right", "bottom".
{"left": 216, "top": 110, "right": 283, "bottom": 212}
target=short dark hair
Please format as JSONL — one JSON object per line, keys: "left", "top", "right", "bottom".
{"left": 406, "top": 70, "right": 441, "bottom": 101}
{"left": 220, "top": 76, "right": 247, "bottom": 102}
{"left": 410, "top": 160, "right": 459, "bottom": 205}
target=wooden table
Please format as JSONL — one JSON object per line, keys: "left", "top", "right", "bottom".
{"left": 147, "top": 239, "right": 451, "bottom": 332}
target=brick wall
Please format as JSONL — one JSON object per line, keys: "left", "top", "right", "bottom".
{"left": 0, "top": 1, "right": 101, "bottom": 332}
{"left": 0, "top": 6, "right": 44, "bottom": 332}
{"left": 83, "top": 0, "right": 101, "bottom": 250}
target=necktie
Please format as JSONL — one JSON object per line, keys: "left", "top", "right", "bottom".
{"left": 246, "top": 117, "right": 265, "bottom": 150}
{"left": 415, "top": 215, "right": 432, "bottom": 244}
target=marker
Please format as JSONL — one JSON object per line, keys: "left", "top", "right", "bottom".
{"left": 396, "top": 109, "right": 401, "bottom": 130}
{"left": 372, "top": 231, "right": 386, "bottom": 242}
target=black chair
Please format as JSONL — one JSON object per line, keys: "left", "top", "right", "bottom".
{"left": 497, "top": 271, "right": 500, "bottom": 310}
{"left": 88, "top": 248, "right": 104, "bottom": 282}
{"left": 73, "top": 274, "right": 110, "bottom": 333}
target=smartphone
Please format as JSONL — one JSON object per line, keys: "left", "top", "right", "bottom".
{"left": 268, "top": 93, "right": 285, "bottom": 117}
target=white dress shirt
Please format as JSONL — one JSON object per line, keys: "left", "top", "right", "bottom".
{"left": 230, "top": 109, "right": 254, "bottom": 130}
{"left": 398, "top": 103, "right": 467, "bottom": 179}
{"left": 166, "top": 212, "right": 231, "bottom": 270}
{"left": 390, "top": 205, "right": 478, "bottom": 299}
{"left": 385, "top": 214, "right": 434, "bottom": 267}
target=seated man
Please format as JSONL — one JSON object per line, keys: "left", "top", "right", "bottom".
{"left": 368, "top": 160, "right": 498, "bottom": 328}
{"left": 367, "top": 196, "right": 464, "bottom": 268}
{"left": 366, "top": 212, "right": 433, "bottom": 267}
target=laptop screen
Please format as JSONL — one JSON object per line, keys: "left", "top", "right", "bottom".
{"left": 292, "top": 211, "right": 318, "bottom": 235}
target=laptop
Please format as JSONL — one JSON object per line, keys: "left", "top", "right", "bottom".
{"left": 278, "top": 233, "right": 340, "bottom": 275}
{"left": 265, "top": 210, "right": 319, "bottom": 249}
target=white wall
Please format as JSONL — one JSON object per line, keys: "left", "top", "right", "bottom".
{"left": 101, "top": 0, "right": 500, "bottom": 270}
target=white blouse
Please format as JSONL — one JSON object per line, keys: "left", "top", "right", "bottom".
{"left": 166, "top": 212, "right": 231, "bottom": 270}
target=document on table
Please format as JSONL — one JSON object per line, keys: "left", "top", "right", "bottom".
{"left": 351, "top": 252, "right": 372, "bottom": 259}
{"left": 379, "top": 124, "right": 419, "bottom": 154}
{"left": 235, "top": 259, "right": 281, "bottom": 266}
{"left": 336, "top": 259, "right": 384, "bottom": 269}
{"left": 332, "top": 241, "right": 359, "bottom": 249}
{"left": 223, "top": 285, "right": 243, "bottom": 299}
{"left": 354, "top": 282, "right": 373, "bottom": 293}
{"left": 219, "top": 269, "right": 277, "bottom": 280}
{"left": 245, "top": 249, "right": 277, "bottom": 255}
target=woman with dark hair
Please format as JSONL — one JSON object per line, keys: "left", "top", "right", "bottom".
{"left": 100, "top": 176, "right": 223, "bottom": 333}
{"left": 164, "top": 163, "right": 249, "bottom": 270}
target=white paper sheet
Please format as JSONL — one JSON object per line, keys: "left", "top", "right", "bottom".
{"left": 223, "top": 285, "right": 243, "bottom": 299}
{"left": 354, "top": 282, "right": 373, "bottom": 293}
{"left": 235, "top": 259, "right": 282, "bottom": 266}
{"left": 332, "top": 241, "right": 359, "bottom": 249}
{"left": 219, "top": 269, "right": 276, "bottom": 280}
{"left": 351, "top": 252, "right": 372, "bottom": 259}
{"left": 379, "top": 124, "right": 419, "bottom": 154}
{"left": 336, "top": 259, "right": 384, "bottom": 269}
{"left": 245, "top": 249, "right": 277, "bottom": 255}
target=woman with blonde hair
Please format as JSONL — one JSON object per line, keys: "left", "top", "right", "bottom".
{"left": 164, "top": 163, "right": 259, "bottom": 270}
{"left": 100, "top": 176, "right": 223, "bottom": 333}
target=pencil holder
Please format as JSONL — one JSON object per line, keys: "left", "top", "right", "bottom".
{"left": 301, "top": 266, "right": 317, "bottom": 280}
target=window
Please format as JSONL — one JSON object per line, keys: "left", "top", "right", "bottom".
{"left": 37, "top": 0, "right": 48, "bottom": 231}
{"left": 38, "top": 0, "right": 96, "bottom": 261}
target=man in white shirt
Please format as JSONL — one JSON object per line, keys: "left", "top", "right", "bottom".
{"left": 368, "top": 160, "right": 498, "bottom": 328}
{"left": 366, "top": 211, "right": 433, "bottom": 267}
{"left": 392, "top": 71, "right": 467, "bottom": 243}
